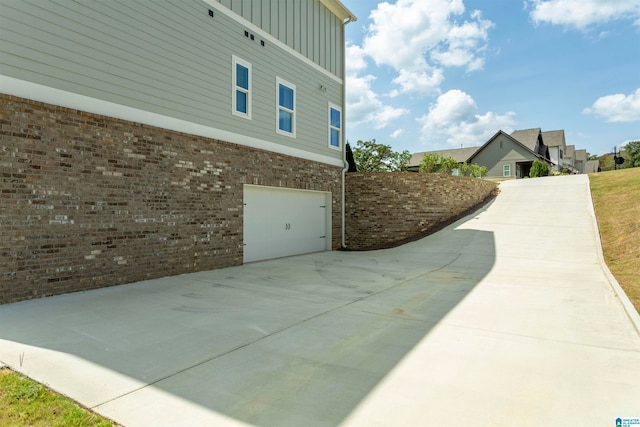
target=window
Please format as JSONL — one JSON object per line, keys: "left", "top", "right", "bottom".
{"left": 276, "top": 77, "right": 295, "bottom": 137}
{"left": 503, "top": 164, "right": 511, "bottom": 177}
{"left": 232, "top": 56, "right": 251, "bottom": 119}
{"left": 328, "top": 103, "right": 341, "bottom": 149}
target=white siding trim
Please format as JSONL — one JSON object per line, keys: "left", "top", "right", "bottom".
{"left": 202, "top": 0, "right": 342, "bottom": 84}
{"left": 2, "top": 76, "right": 343, "bottom": 167}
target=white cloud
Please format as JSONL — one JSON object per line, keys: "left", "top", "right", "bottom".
{"left": 346, "top": 43, "right": 368, "bottom": 74}
{"left": 418, "top": 90, "right": 516, "bottom": 147}
{"left": 346, "top": 43, "right": 409, "bottom": 129}
{"left": 583, "top": 88, "right": 640, "bottom": 122}
{"left": 389, "top": 69, "right": 444, "bottom": 98}
{"left": 361, "top": 0, "right": 493, "bottom": 97}
{"left": 528, "top": 0, "right": 640, "bottom": 29}
{"left": 390, "top": 129, "right": 404, "bottom": 139}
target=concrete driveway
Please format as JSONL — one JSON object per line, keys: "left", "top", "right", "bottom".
{"left": 1, "top": 174, "right": 639, "bottom": 426}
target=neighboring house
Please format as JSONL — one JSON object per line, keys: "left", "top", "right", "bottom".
{"left": 542, "top": 130, "right": 580, "bottom": 173}
{"left": 586, "top": 159, "right": 600, "bottom": 173}
{"left": 469, "top": 130, "right": 551, "bottom": 179}
{"left": 510, "top": 128, "right": 551, "bottom": 162}
{"left": 1, "top": 0, "right": 356, "bottom": 298}
{"left": 565, "top": 145, "right": 576, "bottom": 170}
{"left": 409, "top": 128, "right": 597, "bottom": 180}
{"left": 574, "top": 149, "right": 587, "bottom": 174}
{"left": 409, "top": 128, "right": 553, "bottom": 179}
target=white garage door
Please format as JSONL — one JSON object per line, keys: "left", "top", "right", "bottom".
{"left": 243, "top": 185, "right": 331, "bottom": 263}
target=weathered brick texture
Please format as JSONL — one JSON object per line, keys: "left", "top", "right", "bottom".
{"left": 345, "top": 172, "right": 497, "bottom": 250}
{"left": 1, "top": 95, "right": 342, "bottom": 303}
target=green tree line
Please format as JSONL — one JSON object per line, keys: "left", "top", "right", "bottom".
{"left": 347, "top": 139, "right": 487, "bottom": 177}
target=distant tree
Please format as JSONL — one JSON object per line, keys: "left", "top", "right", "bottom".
{"left": 352, "top": 139, "right": 410, "bottom": 172}
{"left": 420, "top": 155, "right": 487, "bottom": 177}
{"left": 458, "top": 162, "right": 471, "bottom": 177}
{"left": 393, "top": 150, "right": 412, "bottom": 172}
{"left": 419, "top": 153, "right": 441, "bottom": 173}
{"left": 623, "top": 141, "right": 640, "bottom": 168}
{"left": 345, "top": 142, "right": 358, "bottom": 172}
{"left": 439, "top": 155, "right": 459, "bottom": 174}
{"left": 587, "top": 153, "right": 599, "bottom": 161}
{"left": 530, "top": 159, "right": 549, "bottom": 177}
{"left": 469, "top": 163, "right": 487, "bottom": 178}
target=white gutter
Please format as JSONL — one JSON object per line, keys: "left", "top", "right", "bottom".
{"left": 341, "top": 15, "right": 355, "bottom": 249}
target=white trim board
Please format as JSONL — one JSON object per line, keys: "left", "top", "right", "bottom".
{"left": 1, "top": 76, "right": 343, "bottom": 168}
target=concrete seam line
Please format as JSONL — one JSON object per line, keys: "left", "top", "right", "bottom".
{"left": 586, "top": 175, "right": 640, "bottom": 335}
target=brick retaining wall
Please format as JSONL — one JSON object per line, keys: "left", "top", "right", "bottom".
{"left": 345, "top": 172, "right": 497, "bottom": 250}
{"left": 1, "top": 95, "right": 342, "bottom": 303}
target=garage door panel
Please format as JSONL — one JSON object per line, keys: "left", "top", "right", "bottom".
{"left": 243, "top": 185, "right": 330, "bottom": 263}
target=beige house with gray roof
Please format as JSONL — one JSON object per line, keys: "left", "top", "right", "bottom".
{"left": 574, "top": 149, "right": 587, "bottom": 174}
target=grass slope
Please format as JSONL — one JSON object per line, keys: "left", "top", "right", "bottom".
{"left": 589, "top": 167, "right": 640, "bottom": 313}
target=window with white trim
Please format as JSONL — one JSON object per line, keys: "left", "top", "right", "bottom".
{"left": 232, "top": 56, "right": 251, "bottom": 119}
{"left": 328, "top": 103, "right": 341, "bottom": 149}
{"left": 503, "top": 164, "right": 511, "bottom": 177}
{"left": 276, "top": 77, "right": 296, "bottom": 137}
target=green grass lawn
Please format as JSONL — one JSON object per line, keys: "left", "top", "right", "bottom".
{"left": 1, "top": 168, "right": 638, "bottom": 426}
{"left": 0, "top": 368, "right": 118, "bottom": 427}
{"left": 589, "top": 167, "right": 640, "bottom": 313}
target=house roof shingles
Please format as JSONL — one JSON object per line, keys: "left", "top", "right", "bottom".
{"left": 541, "top": 130, "right": 566, "bottom": 149}
{"left": 510, "top": 128, "right": 541, "bottom": 152}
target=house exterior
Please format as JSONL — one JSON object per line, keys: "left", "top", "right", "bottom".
{"left": 564, "top": 145, "right": 576, "bottom": 170}
{"left": 585, "top": 159, "right": 600, "bottom": 173}
{"left": 542, "top": 130, "right": 568, "bottom": 172}
{"left": 574, "top": 149, "right": 587, "bottom": 174}
{"left": 469, "top": 130, "right": 551, "bottom": 179}
{"left": 408, "top": 129, "right": 553, "bottom": 179}
{"left": 1, "top": 0, "right": 356, "bottom": 301}
{"left": 509, "top": 128, "right": 551, "bottom": 161}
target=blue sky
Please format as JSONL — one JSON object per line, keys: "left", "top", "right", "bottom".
{"left": 344, "top": 0, "right": 640, "bottom": 156}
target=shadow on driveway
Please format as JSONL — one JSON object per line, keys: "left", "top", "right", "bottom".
{"left": 0, "top": 208, "right": 495, "bottom": 426}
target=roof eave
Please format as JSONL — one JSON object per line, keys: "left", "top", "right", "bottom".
{"left": 321, "top": 0, "right": 357, "bottom": 22}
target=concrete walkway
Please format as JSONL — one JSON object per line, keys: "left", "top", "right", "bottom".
{"left": 1, "top": 174, "right": 639, "bottom": 426}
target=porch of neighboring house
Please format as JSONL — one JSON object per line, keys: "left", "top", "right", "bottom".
{"left": 516, "top": 161, "right": 533, "bottom": 178}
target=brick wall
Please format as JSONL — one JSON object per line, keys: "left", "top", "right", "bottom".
{"left": 345, "top": 172, "right": 497, "bottom": 250}
{"left": 1, "top": 95, "right": 342, "bottom": 303}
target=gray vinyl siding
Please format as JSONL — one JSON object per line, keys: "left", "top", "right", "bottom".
{"left": 472, "top": 135, "right": 537, "bottom": 178}
{"left": 0, "top": 0, "right": 343, "bottom": 160}
{"left": 218, "top": 0, "right": 344, "bottom": 77}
